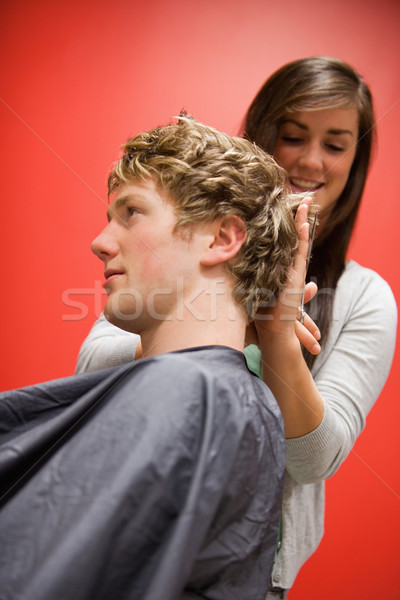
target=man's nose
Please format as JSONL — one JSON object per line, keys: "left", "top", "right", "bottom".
{"left": 91, "top": 224, "right": 119, "bottom": 261}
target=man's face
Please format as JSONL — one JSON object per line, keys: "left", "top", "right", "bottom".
{"left": 91, "top": 178, "right": 202, "bottom": 333}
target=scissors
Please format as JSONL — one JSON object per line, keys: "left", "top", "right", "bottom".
{"left": 300, "top": 212, "right": 318, "bottom": 324}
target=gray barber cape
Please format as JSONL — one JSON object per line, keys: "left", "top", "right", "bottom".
{"left": 0, "top": 346, "right": 285, "bottom": 600}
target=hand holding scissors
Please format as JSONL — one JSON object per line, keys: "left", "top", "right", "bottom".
{"left": 249, "top": 199, "right": 321, "bottom": 356}
{"left": 300, "top": 212, "right": 318, "bottom": 324}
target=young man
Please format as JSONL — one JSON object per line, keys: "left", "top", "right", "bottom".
{"left": 0, "top": 116, "right": 306, "bottom": 600}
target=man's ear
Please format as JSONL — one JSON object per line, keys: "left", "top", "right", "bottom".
{"left": 200, "top": 215, "right": 247, "bottom": 266}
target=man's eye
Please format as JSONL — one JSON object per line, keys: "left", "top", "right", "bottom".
{"left": 127, "top": 207, "right": 138, "bottom": 217}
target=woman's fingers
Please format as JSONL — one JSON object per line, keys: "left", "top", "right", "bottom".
{"left": 292, "top": 200, "right": 314, "bottom": 290}
{"left": 295, "top": 197, "right": 313, "bottom": 232}
{"left": 297, "top": 308, "right": 320, "bottom": 339}
{"left": 253, "top": 199, "right": 317, "bottom": 337}
{"left": 294, "top": 319, "right": 321, "bottom": 354}
{"left": 303, "top": 281, "right": 318, "bottom": 304}
{"left": 296, "top": 281, "right": 320, "bottom": 350}
{"left": 294, "top": 206, "right": 311, "bottom": 263}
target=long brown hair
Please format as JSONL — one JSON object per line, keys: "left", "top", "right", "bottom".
{"left": 243, "top": 56, "right": 376, "bottom": 368}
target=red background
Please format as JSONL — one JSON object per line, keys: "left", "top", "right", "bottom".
{"left": 1, "top": 1, "right": 399, "bottom": 597}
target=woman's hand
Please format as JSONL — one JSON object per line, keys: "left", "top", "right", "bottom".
{"left": 295, "top": 283, "right": 320, "bottom": 354}
{"left": 252, "top": 198, "right": 325, "bottom": 438}
{"left": 248, "top": 200, "right": 321, "bottom": 355}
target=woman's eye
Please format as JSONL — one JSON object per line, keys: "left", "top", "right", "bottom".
{"left": 326, "top": 144, "right": 345, "bottom": 152}
{"left": 281, "top": 136, "right": 303, "bottom": 144}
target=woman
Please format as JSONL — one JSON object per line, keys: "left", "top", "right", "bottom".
{"left": 75, "top": 57, "right": 397, "bottom": 597}
{"left": 244, "top": 57, "right": 396, "bottom": 597}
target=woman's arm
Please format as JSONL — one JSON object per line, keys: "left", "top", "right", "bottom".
{"left": 75, "top": 314, "right": 141, "bottom": 374}
{"left": 254, "top": 202, "right": 325, "bottom": 439}
{"left": 254, "top": 204, "right": 397, "bottom": 484}
{"left": 286, "top": 265, "right": 397, "bottom": 483}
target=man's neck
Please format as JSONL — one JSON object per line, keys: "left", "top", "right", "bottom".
{"left": 140, "top": 304, "right": 247, "bottom": 359}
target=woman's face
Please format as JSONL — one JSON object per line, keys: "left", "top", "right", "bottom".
{"left": 273, "top": 108, "right": 359, "bottom": 231}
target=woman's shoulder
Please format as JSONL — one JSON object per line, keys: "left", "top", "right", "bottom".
{"left": 334, "top": 260, "right": 397, "bottom": 323}
{"left": 339, "top": 260, "right": 395, "bottom": 301}
{"left": 342, "top": 259, "right": 389, "bottom": 282}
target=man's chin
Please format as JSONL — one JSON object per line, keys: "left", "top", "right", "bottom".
{"left": 103, "top": 306, "right": 140, "bottom": 334}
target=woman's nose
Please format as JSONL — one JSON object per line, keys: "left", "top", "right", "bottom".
{"left": 91, "top": 224, "right": 119, "bottom": 261}
{"left": 298, "top": 142, "right": 324, "bottom": 172}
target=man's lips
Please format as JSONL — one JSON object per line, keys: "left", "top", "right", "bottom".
{"left": 104, "top": 269, "right": 124, "bottom": 283}
{"left": 289, "top": 177, "right": 324, "bottom": 191}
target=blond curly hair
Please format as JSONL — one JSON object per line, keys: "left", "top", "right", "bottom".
{"left": 108, "top": 115, "right": 309, "bottom": 318}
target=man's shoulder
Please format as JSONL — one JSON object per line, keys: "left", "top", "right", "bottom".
{"left": 149, "top": 345, "right": 246, "bottom": 374}
{"left": 117, "top": 345, "right": 283, "bottom": 453}
{"left": 135, "top": 346, "right": 257, "bottom": 390}
{"left": 123, "top": 346, "right": 280, "bottom": 420}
